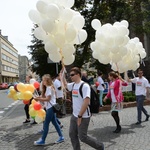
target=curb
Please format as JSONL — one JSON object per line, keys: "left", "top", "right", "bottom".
{"left": 99, "top": 100, "right": 150, "bottom": 111}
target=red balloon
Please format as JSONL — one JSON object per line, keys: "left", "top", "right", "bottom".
{"left": 33, "top": 102, "right": 42, "bottom": 110}
{"left": 14, "top": 84, "right": 18, "bottom": 91}
{"left": 23, "top": 100, "right": 30, "bottom": 105}
{"left": 95, "top": 82, "right": 99, "bottom": 87}
{"left": 33, "top": 81, "right": 40, "bottom": 89}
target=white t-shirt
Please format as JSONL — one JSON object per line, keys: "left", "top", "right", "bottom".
{"left": 67, "top": 81, "right": 91, "bottom": 118}
{"left": 97, "top": 76, "right": 104, "bottom": 91}
{"left": 110, "top": 81, "right": 117, "bottom": 102}
{"left": 131, "top": 77, "right": 149, "bottom": 96}
{"left": 53, "top": 79, "right": 64, "bottom": 98}
{"left": 44, "top": 86, "right": 56, "bottom": 110}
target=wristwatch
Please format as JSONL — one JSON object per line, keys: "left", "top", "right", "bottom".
{"left": 78, "top": 115, "right": 82, "bottom": 118}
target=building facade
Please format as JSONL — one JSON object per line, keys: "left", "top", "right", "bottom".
{"left": 18, "top": 55, "right": 32, "bottom": 82}
{"left": 0, "top": 30, "right": 19, "bottom": 83}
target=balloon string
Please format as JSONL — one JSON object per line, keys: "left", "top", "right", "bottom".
{"left": 115, "top": 63, "right": 120, "bottom": 75}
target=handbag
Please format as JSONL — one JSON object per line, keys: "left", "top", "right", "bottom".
{"left": 49, "top": 102, "right": 61, "bottom": 113}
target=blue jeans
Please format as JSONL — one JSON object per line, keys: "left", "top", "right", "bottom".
{"left": 99, "top": 90, "right": 104, "bottom": 106}
{"left": 42, "top": 107, "right": 63, "bottom": 141}
{"left": 136, "top": 95, "right": 148, "bottom": 122}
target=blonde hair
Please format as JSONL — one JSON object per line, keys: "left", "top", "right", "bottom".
{"left": 41, "top": 74, "right": 54, "bottom": 97}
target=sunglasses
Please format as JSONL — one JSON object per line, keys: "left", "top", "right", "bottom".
{"left": 70, "top": 74, "right": 76, "bottom": 77}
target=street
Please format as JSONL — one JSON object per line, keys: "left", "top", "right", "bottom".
{"left": 0, "top": 91, "right": 150, "bottom": 150}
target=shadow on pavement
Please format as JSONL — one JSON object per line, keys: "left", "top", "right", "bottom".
{"left": 88, "top": 125, "right": 136, "bottom": 149}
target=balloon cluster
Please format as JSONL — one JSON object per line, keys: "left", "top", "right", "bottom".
{"left": 29, "top": 99, "right": 46, "bottom": 124}
{"left": 8, "top": 81, "right": 40, "bottom": 104}
{"left": 90, "top": 19, "right": 147, "bottom": 73}
{"left": 29, "top": 0, "right": 87, "bottom": 65}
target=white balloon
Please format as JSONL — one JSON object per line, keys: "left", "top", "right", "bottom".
{"left": 111, "top": 53, "right": 121, "bottom": 63}
{"left": 41, "top": 19, "right": 55, "bottom": 33}
{"left": 74, "top": 29, "right": 87, "bottom": 44}
{"left": 95, "top": 31, "right": 106, "bottom": 43}
{"left": 65, "top": 25, "right": 77, "bottom": 42}
{"left": 92, "top": 51, "right": 99, "bottom": 59}
{"left": 64, "top": 55, "right": 75, "bottom": 65}
{"left": 119, "top": 46, "right": 128, "bottom": 56}
{"left": 65, "top": 0, "right": 75, "bottom": 8}
{"left": 62, "top": 44, "right": 75, "bottom": 56}
{"left": 46, "top": 4, "right": 60, "bottom": 20}
{"left": 34, "top": 27, "right": 46, "bottom": 40}
{"left": 30, "top": 79, "right": 36, "bottom": 84}
{"left": 115, "top": 35, "right": 125, "bottom": 46}
{"left": 35, "top": 116, "right": 43, "bottom": 124}
{"left": 44, "top": 40, "right": 58, "bottom": 54}
{"left": 110, "top": 46, "right": 120, "bottom": 54}
{"left": 71, "top": 15, "right": 85, "bottom": 30}
{"left": 60, "top": 8, "right": 74, "bottom": 23}
{"left": 90, "top": 41, "right": 101, "bottom": 51}
{"left": 98, "top": 55, "right": 110, "bottom": 64}
{"left": 120, "top": 20, "right": 129, "bottom": 28}
{"left": 91, "top": 19, "right": 101, "bottom": 30}
{"left": 140, "top": 51, "right": 146, "bottom": 59}
{"left": 36, "top": 0, "right": 47, "bottom": 14}
{"left": 28, "top": 9, "right": 41, "bottom": 24}
{"left": 49, "top": 52, "right": 61, "bottom": 63}
{"left": 54, "top": 33, "right": 66, "bottom": 48}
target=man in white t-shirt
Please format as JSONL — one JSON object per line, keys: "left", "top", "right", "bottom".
{"left": 63, "top": 67, "right": 104, "bottom": 150}
{"left": 53, "top": 74, "right": 65, "bottom": 118}
{"left": 128, "top": 69, "right": 149, "bottom": 125}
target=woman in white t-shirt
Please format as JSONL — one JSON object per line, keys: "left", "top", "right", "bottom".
{"left": 33, "top": 74, "right": 64, "bottom": 145}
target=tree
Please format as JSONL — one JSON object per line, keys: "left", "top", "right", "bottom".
{"left": 28, "top": 27, "right": 61, "bottom": 77}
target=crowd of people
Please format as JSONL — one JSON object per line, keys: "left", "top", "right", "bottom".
{"left": 22, "top": 67, "right": 150, "bottom": 150}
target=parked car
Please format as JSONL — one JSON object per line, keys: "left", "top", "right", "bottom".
{"left": 8, "top": 82, "right": 18, "bottom": 88}
{"left": 0, "top": 83, "right": 8, "bottom": 89}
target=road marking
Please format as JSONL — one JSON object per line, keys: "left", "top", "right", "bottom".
{"left": 0, "top": 111, "right": 4, "bottom": 114}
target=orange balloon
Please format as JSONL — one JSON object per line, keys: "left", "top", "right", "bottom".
{"left": 37, "top": 109, "right": 46, "bottom": 118}
{"left": 23, "top": 91, "right": 33, "bottom": 100}
{"left": 26, "top": 84, "right": 35, "bottom": 93}
{"left": 23, "top": 100, "right": 30, "bottom": 104}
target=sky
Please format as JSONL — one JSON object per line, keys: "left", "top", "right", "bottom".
{"left": 0, "top": 0, "right": 39, "bottom": 59}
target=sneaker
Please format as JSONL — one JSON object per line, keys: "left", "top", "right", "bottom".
{"left": 37, "top": 130, "right": 44, "bottom": 134}
{"left": 60, "top": 124, "right": 63, "bottom": 129}
{"left": 135, "top": 121, "right": 141, "bottom": 125}
{"left": 55, "top": 137, "right": 64, "bottom": 144}
{"left": 23, "top": 119, "right": 30, "bottom": 124}
{"left": 145, "top": 115, "right": 149, "bottom": 121}
{"left": 34, "top": 138, "right": 45, "bottom": 145}
{"left": 30, "top": 121, "right": 37, "bottom": 125}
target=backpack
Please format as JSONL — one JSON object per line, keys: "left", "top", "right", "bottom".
{"left": 72, "top": 82, "right": 100, "bottom": 114}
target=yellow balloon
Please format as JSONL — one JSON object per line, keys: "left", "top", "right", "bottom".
{"left": 23, "top": 91, "right": 33, "bottom": 100}
{"left": 13, "top": 94, "right": 18, "bottom": 101}
{"left": 29, "top": 107, "right": 37, "bottom": 117}
{"left": 37, "top": 109, "right": 46, "bottom": 118}
{"left": 31, "top": 99, "right": 37, "bottom": 105}
{"left": 17, "top": 83, "right": 27, "bottom": 93}
{"left": 29, "top": 104, "right": 33, "bottom": 109}
{"left": 26, "top": 84, "right": 35, "bottom": 93}
{"left": 10, "top": 89, "right": 17, "bottom": 95}
{"left": 8, "top": 93, "right": 13, "bottom": 99}
{"left": 17, "top": 92, "right": 24, "bottom": 100}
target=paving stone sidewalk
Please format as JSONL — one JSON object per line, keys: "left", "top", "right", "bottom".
{"left": 0, "top": 101, "right": 150, "bottom": 150}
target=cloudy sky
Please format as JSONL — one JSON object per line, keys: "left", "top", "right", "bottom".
{"left": 0, "top": 0, "right": 38, "bottom": 58}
